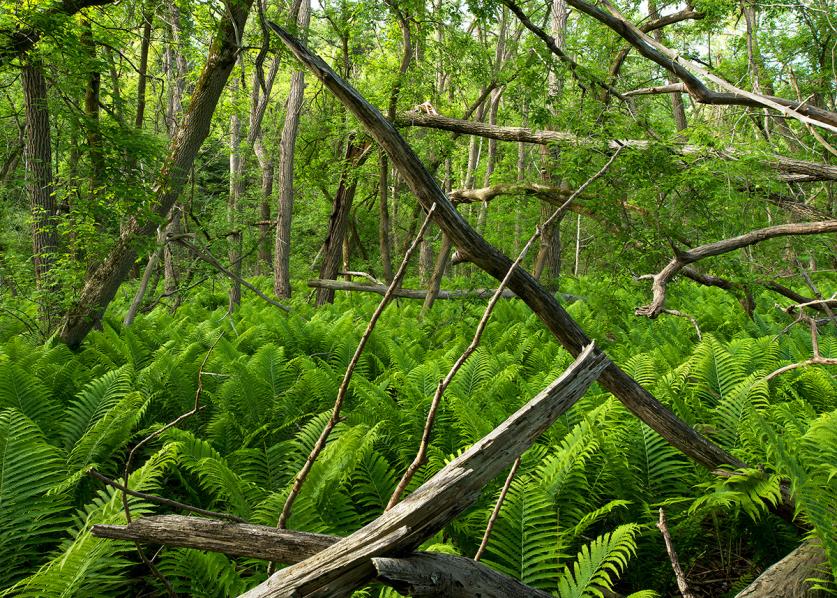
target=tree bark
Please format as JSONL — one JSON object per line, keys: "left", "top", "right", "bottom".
{"left": 228, "top": 83, "right": 243, "bottom": 312}
{"left": 274, "top": 0, "right": 311, "bottom": 299}
{"left": 21, "top": 56, "right": 59, "bottom": 314}
{"left": 735, "top": 541, "right": 829, "bottom": 598}
{"left": 58, "top": 0, "right": 254, "bottom": 348}
{"left": 81, "top": 19, "right": 104, "bottom": 200}
{"left": 134, "top": 5, "right": 152, "bottom": 129}
{"left": 316, "top": 139, "right": 372, "bottom": 305}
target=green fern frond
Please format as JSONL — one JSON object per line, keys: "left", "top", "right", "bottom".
{"left": 155, "top": 549, "right": 248, "bottom": 597}
{"left": 60, "top": 365, "right": 135, "bottom": 451}
{"left": 481, "top": 476, "right": 561, "bottom": 590}
{"left": 4, "top": 445, "right": 177, "bottom": 597}
{"left": 556, "top": 523, "right": 641, "bottom": 598}
{"left": 0, "top": 409, "right": 71, "bottom": 589}
{"left": 0, "top": 363, "right": 59, "bottom": 435}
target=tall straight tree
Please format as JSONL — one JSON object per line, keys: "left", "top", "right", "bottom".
{"left": 228, "top": 63, "right": 243, "bottom": 312}
{"left": 21, "top": 55, "right": 59, "bottom": 319}
{"left": 274, "top": 0, "right": 311, "bottom": 299}
{"left": 59, "top": 0, "right": 254, "bottom": 348}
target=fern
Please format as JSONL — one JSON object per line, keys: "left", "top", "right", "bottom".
{"left": 0, "top": 409, "right": 70, "bottom": 588}
{"left": 4, "top": 445, "right": 177, "bottom": 597}
{"left": 481, "top": 477, "right": 561, "bottom": 590}
{"left": 556, "top": 523, "right": 641, "bottom": 598}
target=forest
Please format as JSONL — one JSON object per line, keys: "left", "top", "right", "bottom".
{"left": 0, "top": 0, "right": 835, "bottom": 595}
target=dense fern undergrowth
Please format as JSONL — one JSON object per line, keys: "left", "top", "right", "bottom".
{"left": 1, "top": 276, "right": 835, "bottom": 597}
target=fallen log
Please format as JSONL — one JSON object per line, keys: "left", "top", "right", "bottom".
{"left": 308, "top": 278, "right": 516, "bottom": 299}
{"left": 372, "top": 553, "right": 552, "bottom": 598}
{"left": 735, "top": 541, "right": 830, "bottom": 598}
{"left": 91, "top": 516, "right": 550, "bottom": 598}
{"left": 240, "top": 341, "right": 607, "bottom": 596}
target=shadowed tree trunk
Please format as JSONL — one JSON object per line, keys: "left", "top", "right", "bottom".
{"left": 316, "top": 139, "right": 372, "bottom": 305}
{"left": 274, "top": 0, "right": 311, "bottom": 299}
{"left": 81, "top": 19, "right": 104, "bottom": 203}
{"left": 58, "top": 0, "right": 254, "bottom": 348}
{"left": 21, "top": 55, "right": 59, "bottom": 323}
{"left": 533, "top": 0, "right": 567, "bottom": 290}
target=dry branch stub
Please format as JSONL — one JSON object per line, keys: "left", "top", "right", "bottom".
{"left": 240, "top": 343, "right": 607, "bottom": 596}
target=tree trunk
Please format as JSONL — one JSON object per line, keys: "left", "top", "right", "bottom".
{"left": 274, "top": 0, "right": 311, "bottom": 299}
{"left": 316, "top": 139, "right": 371, "bottom": 305}
{"left": 228, "top": 83, "right": 243, "bottom": 312}
{"left": 648, "top": 0, "right": 687, "bottom": 132}
{"left": 124, "top": 229, "right": 165, "bottom": 326}
{"left": 134, "top": 5, "right": 152, "bottom": 129}
{"left": 21, "top": 56, "right": 59, "bottom": 322}
{"left": 59, "top": 0, "right": 254, "bottom": 348}
{"left": 81, "top": 19, "right": 104, "bottom": 201}
{"left": 533, "top": 0, "right": 567, "bottom": 291}
{"left": 379, "top": 153, "right": 393, "bottom": 282}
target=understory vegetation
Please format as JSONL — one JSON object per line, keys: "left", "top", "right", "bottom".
{"left": 1, "top": 277, "right": 834, "bottom": 596}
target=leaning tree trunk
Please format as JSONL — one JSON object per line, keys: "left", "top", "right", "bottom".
{"left": 316, "top": 139, "right": 372, "bottom": 305}
{"left": 58, "top": 0, "right": 254, "bottom": 349}
{"left": 21, "top": 55, "right": 59, "bottom": 325}
{"left": 274, "top": 0, "right": 311, "bottom": 299}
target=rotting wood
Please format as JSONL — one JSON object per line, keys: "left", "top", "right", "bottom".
{"left": 372, "top": 553, "right": 553, "bottom": 598}
{"left": 91, "top": 515, "right": 552, "bottom": 598}
{"left": 239, "top": 342, "right": 607, "bottom": 596}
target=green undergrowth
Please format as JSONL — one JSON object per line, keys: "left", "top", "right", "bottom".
{"left": 0, "top": 276, "right": 835, "bottom": 596}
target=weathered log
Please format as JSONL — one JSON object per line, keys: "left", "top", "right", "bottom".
{"left": 240, "top": 340, "right": 607, "bottom": 596}
{"left": 308, "top": 278, "right": 516, "bottom": 299}
{"left": 92, "top": 515, "right": 334, "bottom": 563}
{"left": 92, "top": 516, "right": 551, "bottom": 598}
{"left": 395, "top": 112, "right": 837, "bottom": 182}
{"left": 371, "top": 553, "right": 552, "bottom": 598}
{"left": 735, "top": 541, "right": 830, "bottom": 598}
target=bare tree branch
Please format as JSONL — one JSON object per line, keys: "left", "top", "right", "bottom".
{"left": 560, "top": 0, "right": 837, "bottom": 131}
{"left": 395, "top": 112, "right": 837, "bottom": 182}
{"left": 637, "top": 221, "right": 837, "bottom": 318}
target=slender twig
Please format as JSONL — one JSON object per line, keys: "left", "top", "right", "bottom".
{"left": 121, "top": 333, "right": 222, "bottom": 522}
{"left": 275, "top": 204, "right": 438, "bottom": 530}
{"left": 174, "top": 236, "right": 290, "bottom": 312}
{"left": 387, "top": 151, "right": 623, "bottom": 510}
{"left": 657, "top": 508, "right": 695, "bottom": 598}
{"left": 766, "top": 308, "right": 837, "bottom": 380}
{"left": 474, "top": 457, "right": 520, "bottom": 561}
{"left": 661, "top": 309, "right": 702, "bottom": 340}
{"left": 87, "top": 469, "right": 246, "bottom": 523}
